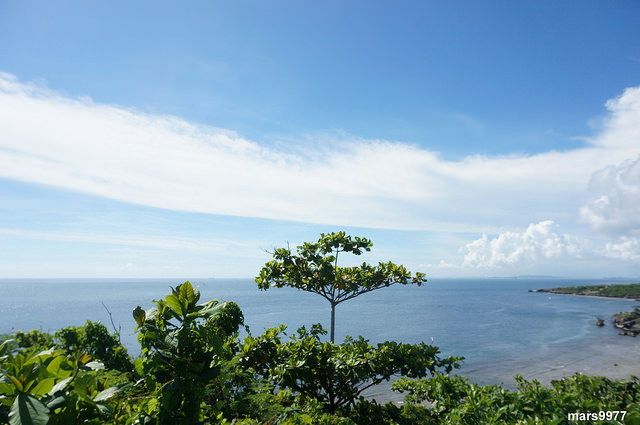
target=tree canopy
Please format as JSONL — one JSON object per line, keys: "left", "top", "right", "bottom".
{"left": 256, "top": 232, "right": 427, "bottom": 342}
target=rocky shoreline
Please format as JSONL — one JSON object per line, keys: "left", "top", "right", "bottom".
{"left": 612, "top": 307, "right": 640, "bottom": 337}
{"left": 536, "top": 284, "right": 640, "bottom": 337}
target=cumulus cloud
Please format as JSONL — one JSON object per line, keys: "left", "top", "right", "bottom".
{"left": 604, "top": 237, "right": 640, "bottom": 261}
{"left": 580, "top": 155, "right": 640, "bottom": 236}
{"left": 1, "top": 73, "right": 640, "bottom": 232}
{"left": 461, "top": 221, "right": 581, "bottom": 268}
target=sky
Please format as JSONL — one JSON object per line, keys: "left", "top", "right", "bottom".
{"left": 1, "top": 1, "right": 640, "bottom": 279}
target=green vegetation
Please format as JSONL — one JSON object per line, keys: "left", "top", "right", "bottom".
{"left": 538, "top": 283, "right": 640, "bottom": 298}
{"left": 2, "top": 234, "right": 640, "bottom": 424}
{"left": 256, "top": 232, "right": 426, "bottom": 342}
{"left": 3, "top": 282, "right": 640, "bottom": 424}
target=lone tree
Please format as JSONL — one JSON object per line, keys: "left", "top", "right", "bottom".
{"left": 256, "top": 231, "right": 426, "bottom": 342}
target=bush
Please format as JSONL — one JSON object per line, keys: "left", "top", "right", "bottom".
{"left": 238, "top": 323, "right": 461, "bottom": 414}
{"left": 55, "top": 320, "right": 134, "bottom": 373}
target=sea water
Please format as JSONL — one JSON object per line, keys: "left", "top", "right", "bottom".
{"left": 1, "top": 277, "right": 638, "bottom": 392}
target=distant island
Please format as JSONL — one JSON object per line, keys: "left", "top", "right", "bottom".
{"left": 536, "top": 282, "right": 640, "bottom": 299}
{"left": 537, "top": 283, "right": 640, "bottom": 336}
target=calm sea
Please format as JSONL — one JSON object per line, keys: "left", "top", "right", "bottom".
{"left": 1, "top": 277, "right": 638, "bottom": 391}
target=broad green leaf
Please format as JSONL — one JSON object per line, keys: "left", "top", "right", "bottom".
{"left": 30, "top": 378, "right": 55, "bottom": 396}
{"left": 48, "top": 377, "right": 72, "bottom": 395}
{"left": 9, "top": 393, "right": 50, "bottom": 425}
{"left": 93, "top": 385, "right": 120, "bottom": 402}
{"left": 45, "top": 356, "right": 73, "bottom": 379}
{"left": 83, "top": 361, "right": 104, "bottom": 371}
{"left": 164, "top": 330, "right": 180, "bottom": 350}
{"left": 190, "top": 300, "right": 224, "bottom": 319}
{"left": 31, "top": 349, "right": 54, "bottom": 360}
{"left": 163, "top": 294, "right": 183, "bottom": 316}
{"left": 0, "top": 381, "right": 15, "bottom": 396}
{"left": 46, "top": 395, "right": 66, "bottom": 410}
{"left": 178, "top": 281, "right": 195, "bottom": 304}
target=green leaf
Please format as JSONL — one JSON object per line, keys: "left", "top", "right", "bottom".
{"left": 1, "top": 395, "right": 13, "bottom": 407}
{"left": 190, "top": 300, "right": 224, "bottom": 319}
{"left": 31, "top": 350, "right": 54, "bottom": 361}
{"left": 163, "top": 294, "right": 184, "bottom": 316}
{"left": 77, "top": 352, "right": 92, "bottom": 366}
{"left": 30, "top": 378, "right": 55, "bottom": 396}
{"left": 0, "top": 339, "right": 14, "bottom": 355}
{"left": 9, "top": 393, "right": 50, "bottom": 425}
{"left": 4, "top": 374, "right": 23, "bottom": 392}
{"left": 45, "top": 356, "right": 73, "bottom": 379}
{"left": 0, "top": 381, "right": 15, "bottom": 396}
{"left": 48, "top": 377, "right": 72, "bottom": 395}
{"left": 164, "top": 330, "right": 180, "bottom": 350}
{"left": 178, "top": 281, "right": 195, "bottom": 304}
{"left": 83, "top": 361, "right": 104, "bottom": 371}
{"left": 45, "top": 395, "right": 66, "bottom": 410}
{"left": 133, "top": 306, "right": 146, "bottom": 327}
{"left": 93, "top": 386, "right": 120, "bottom": 402}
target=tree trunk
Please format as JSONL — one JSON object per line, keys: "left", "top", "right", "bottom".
{"left": 330, "top": 301, "right": 336, "bottom": 343}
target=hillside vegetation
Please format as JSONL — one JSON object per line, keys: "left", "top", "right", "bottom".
{"left": 538, "top": 283, "right": 640, "bottom": 298}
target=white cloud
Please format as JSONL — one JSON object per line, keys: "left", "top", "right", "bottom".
{"left": 461, "top": 221, "right": 581, "bottom": 269}
{"left": 580, "top": 155, "right": 640, "bottom": 236}
{"left": 604, "top": 237, "right": 640, "bottom": 261}
{"left": 1, "top": 73, "right": 640, "bottom": 232}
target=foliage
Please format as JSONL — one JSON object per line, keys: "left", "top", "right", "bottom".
{"left": 540, "top": 283, "right": 640, "bottom": 298}
{"left": 55, "top": 321, "right": 134, "bottom": 373}
{"left": 4, "top": 278, "right": 640, "bottom": 424}
{"left": 239, "top": 323, "right": 461, "bottom": 414}
{"left": 0, "top": 340, "right": 129, "bottom": 425}
{"left": 134, "top": 280, "right": 243, "bottom": 425}
{"left": 256, "top": 232, "right": 426, "bottom": 342}
{"left": 392, "top": 373, "right": 640, "bottom": 425}
{"left": 13, "top": 331, "right": 53, "bottom": 351}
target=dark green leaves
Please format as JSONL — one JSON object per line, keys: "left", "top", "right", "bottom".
{"left": 9, "top": 393, "right": 50, "bottom": 425}
{"left": 134, "top": 282, "right": 243, "bottom": 424}
{"left": 240, "top": 324, "right": 460, "bottom": 413}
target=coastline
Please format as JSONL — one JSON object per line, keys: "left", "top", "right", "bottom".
{"left": 536, "top": 289, "right": 640, "bottom": 302}
{"left": 364, "top": 335, "right": 640, "bottom": 403}
{"left": 366, "top": 284, "right": 640, "bottom": 404}
{"left": 535, "top": 282, "right": 640, "bottom": 301}
{"left": 537, "top": 284, "right": 640, "bottom": 336}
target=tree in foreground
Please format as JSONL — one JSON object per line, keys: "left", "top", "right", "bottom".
{"left": 239, "top": 323, "right": 461, "bottom": 414}
{"left": 256, "top": 232, "right": 427, "bottom": 342}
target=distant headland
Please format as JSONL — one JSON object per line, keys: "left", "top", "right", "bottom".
{"left": 536, "top": 282, "right": 640, "bottom": 300}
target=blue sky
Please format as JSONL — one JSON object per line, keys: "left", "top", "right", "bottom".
{"left": 1, "top": 1, "right": 640, "bottom": 278}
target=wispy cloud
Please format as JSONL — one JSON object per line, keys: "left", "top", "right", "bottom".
{"left": 0, "top": 227, "right": 265, "bottom": 255}
{"left": 1, "top": 73, "right": 640, "bottom": 233}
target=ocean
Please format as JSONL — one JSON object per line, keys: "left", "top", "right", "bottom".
{"left": 1, "top": 277, "right": 639, "bottom": 394}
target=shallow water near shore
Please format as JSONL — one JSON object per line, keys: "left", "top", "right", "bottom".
{"left": 1, "top": 277, "right": 638, "bottom": 399}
